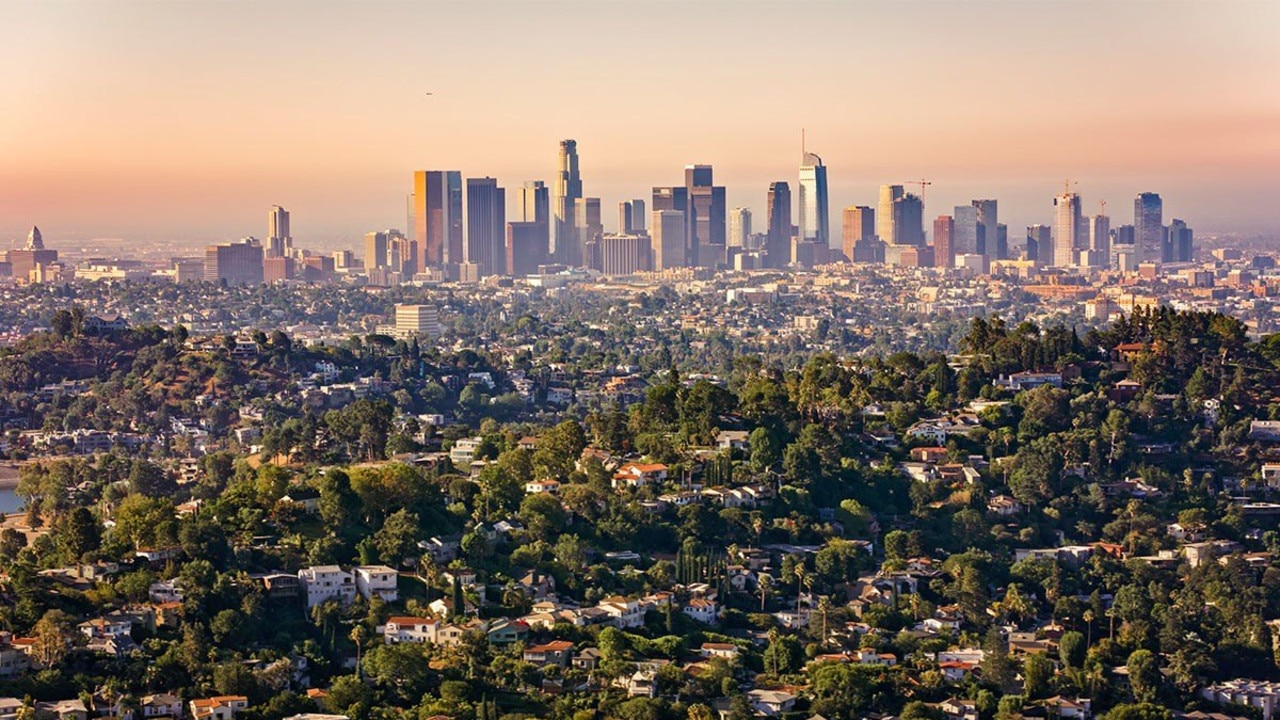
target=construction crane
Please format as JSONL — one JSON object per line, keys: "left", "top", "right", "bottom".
{"left": 902, "top": 178, "right": 932, "bottom": 203}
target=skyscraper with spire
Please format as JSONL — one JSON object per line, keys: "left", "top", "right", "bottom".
{"left": 798, "top": 148, "right": 829, "bottom": 248}
{"left": 554, "top": 140, "right": 583, "bottom": 265}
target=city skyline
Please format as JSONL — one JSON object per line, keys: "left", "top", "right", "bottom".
{"left": 2, "top": 0, "right": 1279, "bottom": 245}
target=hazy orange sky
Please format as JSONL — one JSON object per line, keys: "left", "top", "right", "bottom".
{"left": 2, "top": 0, "right": 1279, "bottom": 249}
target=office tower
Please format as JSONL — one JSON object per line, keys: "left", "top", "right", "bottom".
{"left": 877, "top": 185, "right": 904, "bottom": 244}
{"left": 766, "top": 181, "right": 792, "bottom": 268}
{"left": 1089, "top": 214, "right": 1111, "bottom": 259}
{"left": 204, "top": 238, "right": 264, "bottom": 286}
{"left": 685, "top": 164, "right": 727, "bottom": 268}
{"left": 1053, "top": 191, "right": 1084, "bottom": 267}
{"left": 953, "top": 205, "right": 980, "bottom": 256}
{"left": 598, "top": 234, "right": 651, "bottom": 275}
{"left": 1134, "top": 192, "right": 1162, "bottom": 264}
{"left": 629, "top": 199, "right": 646, "bottom": 233}
{"left": 465, "top": 178, "right": 506, "bottom": 277}
{"left": 651, "top": 210, "right": 686, "bottom": 270}
{"left": 413, "top": 170, "right": 463, "bottom": 269}
{"left": 364, "top": 231, "right": 390, "bottom": 270}
{"left": 394, "top": 304, "right": 441, "bottom": 338}
{"left": 263, "top": 256, "right": 294, "bottom": 283}
{"left": 1026, "top": 224, "right": 1052, "bottom": 266}
{"left": 893, "top": 194, "right": 925, "bottom": 246}
{"left": 575, "top": 197, "right": 603, "bottom": 244}
{"left": 729, "top": 208, "right": 752, "bottom": 249}
{"left": 798, "top": 152, "right": 830, "bottom": 247}
{"left": 618, "top": 199, "right": 647, "bottom": 234}
{"left": 973, "top": 200, "right": 998, "bottom": 258}
{"left": 619, "top": 202, "right": 634, "bottom": 234}
{"left": 333, "top": 250, "right": 354, "bottom": 270}
{"left": 554, "top": 140, "right": 583, "bottom": 264}
{"left": 996, "top": 224, "right": 1008, "bottom": 261}
{"left": 841, "top": 206, "right": 875, "bottom": 262}
{"left": 506, "top": 221, "right": 547, "bottom": 276}
{"left": 387, "top": 231, "right": 416, "bottom": 276}
{"left": 517, "top": 180, "right": 551, "bottom": 257}
{"left": 934, "top": 215, "right": 955, "bottom": 269}
{"left": 267, "top": 205, "right": 291, "bottom": 258}
{"left": 1167, "top": 219, "right": 1193, "bottom": 262}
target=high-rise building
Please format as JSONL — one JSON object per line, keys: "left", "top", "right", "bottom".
{"left": 6, "top": 226, "right": 58, "bottom": 280}
{"left": 618, "top": 199, "right": 647, "bottom": 234}
{"left": 684, "top": 164, "right": 726, "bottom": 268}
{"left": 729, "top": 208, "right": 752, "bottom": 249}
{"left": 575, "top": 197, "right": 603, "bottom": 245}
{"left": 387, "top": 231, "right": 416, "bottom": 276}
{"left": 841, "top": 206, "right": 875, "bottom": 262}
{"left": 893, "top": 194, "right": 925, "bottom": 246}
{"left": 953, "top": 205, "right": 980, "bottom": 257}
{"left": 1166, "top": 219, "right": 1193, "bottom": 263}
{"left": 394, "top": 304, "right": 441, "bottom": 338}
{"left": 996, "top": 224, "right": 1008, "bottom": 262}
{"left": 517, "top": 180, "right": 551, "bottom": 257}
{"left": 877, "top": 185, "right": 904, "bottom": 244}
{"left": 1089, "top": 214, "right": 1111, "bottom": 260}
{"left": 27, "top": 226, "right": 43, "bottom": 250}
{"left": 651, "top": 210, "right": 686, "bottom": 270}
{"left": 413, "top": 170, "right": 463, "bottom": 269}
{"left": 364, "top": 231, "right": 390, "bottom": 270}
{"left": 204, "top": 238, "right": 264, "bottom": 286}
{"left": 554, "top": 140, "right": 583, "bottom": 265}
{"left": 798, "top": 152, "right": 830, "bottom": 247}
{"left": 1053, "top": 191, "right": 1084, "bottom": 267}
{"left": 1026, "top": 224, "right": 1052, "bottom": 266}
{"left": 651, "top": 186, "right": 689, "bottom": 266}
{"left": 465, "top": 178, "right": 505, "bottom": 277}
{"left": 766, "top": 181, "right": 792, "bottom": 268}
{"left": 973, "top": 200, "right": 998, "bottom": 258}
{"left": 506, "top": 221, "right": 547, "bottom": 276}
{"left": 1134, "top": 192, "right": 1162, "bottom": 264}
{"left": 933, "top": 215, "right": 955, "bottom": 269}
{"left": 267, "top": 205, "right": 291, "bottom": 258}
{"left": 598, "top": 234, "right": 650, "bottom": 275}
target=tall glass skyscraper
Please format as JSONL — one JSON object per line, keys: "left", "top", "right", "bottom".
{"left": 554, "top": 140, "right": 583, "bottom": 265}
{"left": 414, "top": 170, "right": 463, "bottom": 269}
{"left": 1134, "top": 192, "right": 1162, "bottom": 264}
{"left": 877, "top": 185, "right": 904, "bottom": 245}
{"left": 798, "top": 152, "right": 829, "bottom": 247}
{"left": 1053, "top": 191, "right": 1083, "bottom": 267}
{"left": 766, "top": 181, "right": 792, "bottom": 268}
{"left": 465, "top": 177, "right": 505, "bottom": 277}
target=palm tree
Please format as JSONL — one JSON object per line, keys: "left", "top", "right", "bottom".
{"left": 350, "top": 624, "right": 368, "bottom": 680}
{"left": 758, "top": 574, "right": 773, "bottom": 611}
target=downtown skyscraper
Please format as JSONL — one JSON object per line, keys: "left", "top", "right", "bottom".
{"left": 267, "top": 205, "right": 291, "bottom": 258}
{"left": 413, "top": 170, "right": 463, "bottom": 270}
{"left": 685, "top": 164, "right": 726, "bottom": 268}
{"left": 465, "top": 177, "right": 505, "bottom": 277}
{"left": 1134, "top": 192, "right": 1162, "bottom": 264}
{"left": 877, "top": 184, "right": 904, "bottom": 245}
{"left": 1053, "top": 190, "right": 1084, "bottom": 267}
{"left": 766, "top": 181, "right": 792, "bottom": 268}
{"left": 798, "top": 152, "right": 829, "bottom": 248}
{"left": 554, "top": 140, "right": 583, "bottom": 265}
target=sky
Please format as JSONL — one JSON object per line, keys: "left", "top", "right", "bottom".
{"left": 2, "top": 0, "right": 1279, "bottom": 250}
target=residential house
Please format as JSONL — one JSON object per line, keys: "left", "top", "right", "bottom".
{"left": 486, "top": 619, "right": 529, "bottom": 646}
{"left": 523, "top": 640, "right": 574, "bottom": 668}
{"left": 354, "top": 566, "right": 399, "bottom": 602}
{"left": 139, "top": 694, "right": 184, "bottom": 719}
{"left": 1201, "top": 681, "right": 1280, "bottom": 720}
{"left": 716, "top": 431, "right": 750, "bottom": 451}
{"left": 297, "top": 566, "right": 356, "bottom": 608}
{"left": 598, "top": 596, "right": 645, "bottom": 629}
{"left": 988, "top": 495, "right": 1024, "bottom": 516}
{"left": 383, "top": 617, "right": 438, "bottom": 644}
{"left": 682, "top": 598, "right": 719, "bottom": 625}
{"left": 35, "top": 700, "right": 88, "bottom": 720}
{"left": 188, "top": 697, "right": 248, "bottom": 720}
{"left": 699, "top": 643, "right": 739, "bottom": 661}
{"left": 524, "top": 479, "right": 561, "bottom": 495}
{"left": 611, "top": 463, "right": 668, "bottom": 490}
{"left": 746, "top": 690, "right": 796, "bottom": 717}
